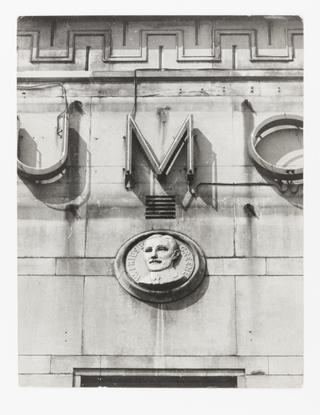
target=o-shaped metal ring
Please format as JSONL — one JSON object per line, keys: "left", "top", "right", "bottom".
{"left": 248, "top": 114, "right": 303, "bottom": 181}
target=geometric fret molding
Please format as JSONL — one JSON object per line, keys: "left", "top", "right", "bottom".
{"left": 109, "top": 28, "right": 303, "bottom": 63}
{"left": 17, "top": 30, "right": 111, "bottom": 62}
{"left": 214, "top": 29, "right": 303, "bottom": 62}
{"left": 17, "top": 27, "right": 303, "bottom": 65}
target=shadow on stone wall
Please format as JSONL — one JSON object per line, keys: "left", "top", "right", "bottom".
{"left": 193, "top": 128, "right": 216, "bottom": 209}
{"left": 145, "top": 274, "right": 210, "bottom": 311}
{"left": 18, "top": 128, "right": 38, "bottom": 168}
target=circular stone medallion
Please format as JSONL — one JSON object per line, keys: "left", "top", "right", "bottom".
{"left": 114, "top": 230, "right": 206, "bottom": 303}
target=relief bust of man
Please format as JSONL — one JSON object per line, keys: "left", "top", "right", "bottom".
{"left": 139, "top": 234, "right": 183, "bottom": 285}
{"left": 115, "top": 229, "right": 205, "bottom": 302}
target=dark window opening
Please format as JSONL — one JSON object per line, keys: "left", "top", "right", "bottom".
{"left": 80, "top": 375, "right": 237, "bottom": 388}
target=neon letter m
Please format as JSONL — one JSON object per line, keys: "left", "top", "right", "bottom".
{"left": 125, "top": 114, "right": 194, "bottom": 189}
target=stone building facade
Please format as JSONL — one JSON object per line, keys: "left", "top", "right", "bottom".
{"left": 17, "top": 15, "right": 303, "bottom": 387}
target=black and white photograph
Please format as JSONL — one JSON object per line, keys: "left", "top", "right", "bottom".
{"left": 15, "top": 13, "right": 304, "bottom": 390}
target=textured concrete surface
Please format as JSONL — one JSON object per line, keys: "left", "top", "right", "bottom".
{"left": 207, "top": 258, "right": 266, "bottom": 275}
{"left": 266, "top": 258, "right": 303, "bottom": 275}
{"left": 19, "top": 374, "right": 73, "bottom": 387}
{"left": 235, "top": 187, "right": 303, "bottom": 257}
{"left": 244, "top": 375, "right": 303, "bottom": 388}
{"left": 236, "top": 276, "right": 303, "bottom": 355}
{"left": 160, "top": 277, "right": 236, "bottom": 355}
{"left": 50, "top": 356, "right": 100, "bottom": 374}
{"left": 19, "top": 354, "right": 304, "bottom": 376}
{"left": 268, "top": 356, "right": 303, "bottom": 375}
{"left": 83, "top": 276, "right": 236, "bottom": 355}
{"left": 83, "top": 277, "right": 160, "bottom": 355}
{"left": 18, "top": 276, "right": 84, "bottom": 354}
{"left": 18, "top": 207, "right": 87, "bottom": 257}
{"left": 18, "top": 355, "right": 51, "bottom": 374}
{"left": 18, "top": 258, "right": 56, "bottom": 275}
{"left": 56, "top": 258, "right": 114, "bottom": 275}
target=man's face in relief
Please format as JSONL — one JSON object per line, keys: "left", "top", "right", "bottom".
{"left": 143, "top": 234, "right": 180, "bottom": 272}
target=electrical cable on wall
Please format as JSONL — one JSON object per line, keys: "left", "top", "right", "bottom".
{"left": 17, "top": 82, "right": 68, "bottom": 109}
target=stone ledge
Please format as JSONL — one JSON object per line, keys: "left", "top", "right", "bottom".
{"left": 268, "top": 356, "right": 303, "bottom": 375}
{"left": 244, "top": 375, "right": 303, "bottom": 388}
{"left": 51, "top": 356, "right": 101, "bottom": 374}
{"left": 207, "top": 258, "right": 266, "bottom": 275}
{"left": 19, "top": 355, "right": 303, "bottom": 377}
{"left": 17, "top": 257, "right": 304, "bottom": 277}
{"left": 18, "top": 258, "right": 56, "bottom": 275}
{"left": 17, "top": 69, "right": 304, "bottom": 82}
{"left": 48, "top": 355, "right": 268, "bottom": 375}
{"left": 18, "top": 355, "right": 51, "bottom": 374}
{"left": 56, "top": 258, "right": 114, "bottom": 276}
{"left": 99, "top": 355, "right": 268, "bottom": 374}
{"left": 266, "top": 258, "right": 303, "bottom": 275}
{"left": 19, "top": 374, "right": 73, "bottom": 387}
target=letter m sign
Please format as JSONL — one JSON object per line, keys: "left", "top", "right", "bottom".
{"left": 124, "top": 114, "right": 194, "bottom": 190}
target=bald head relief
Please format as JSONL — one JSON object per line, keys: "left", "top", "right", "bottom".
{"left": 143, "top": 234, "right": 180, "bottom": 272}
